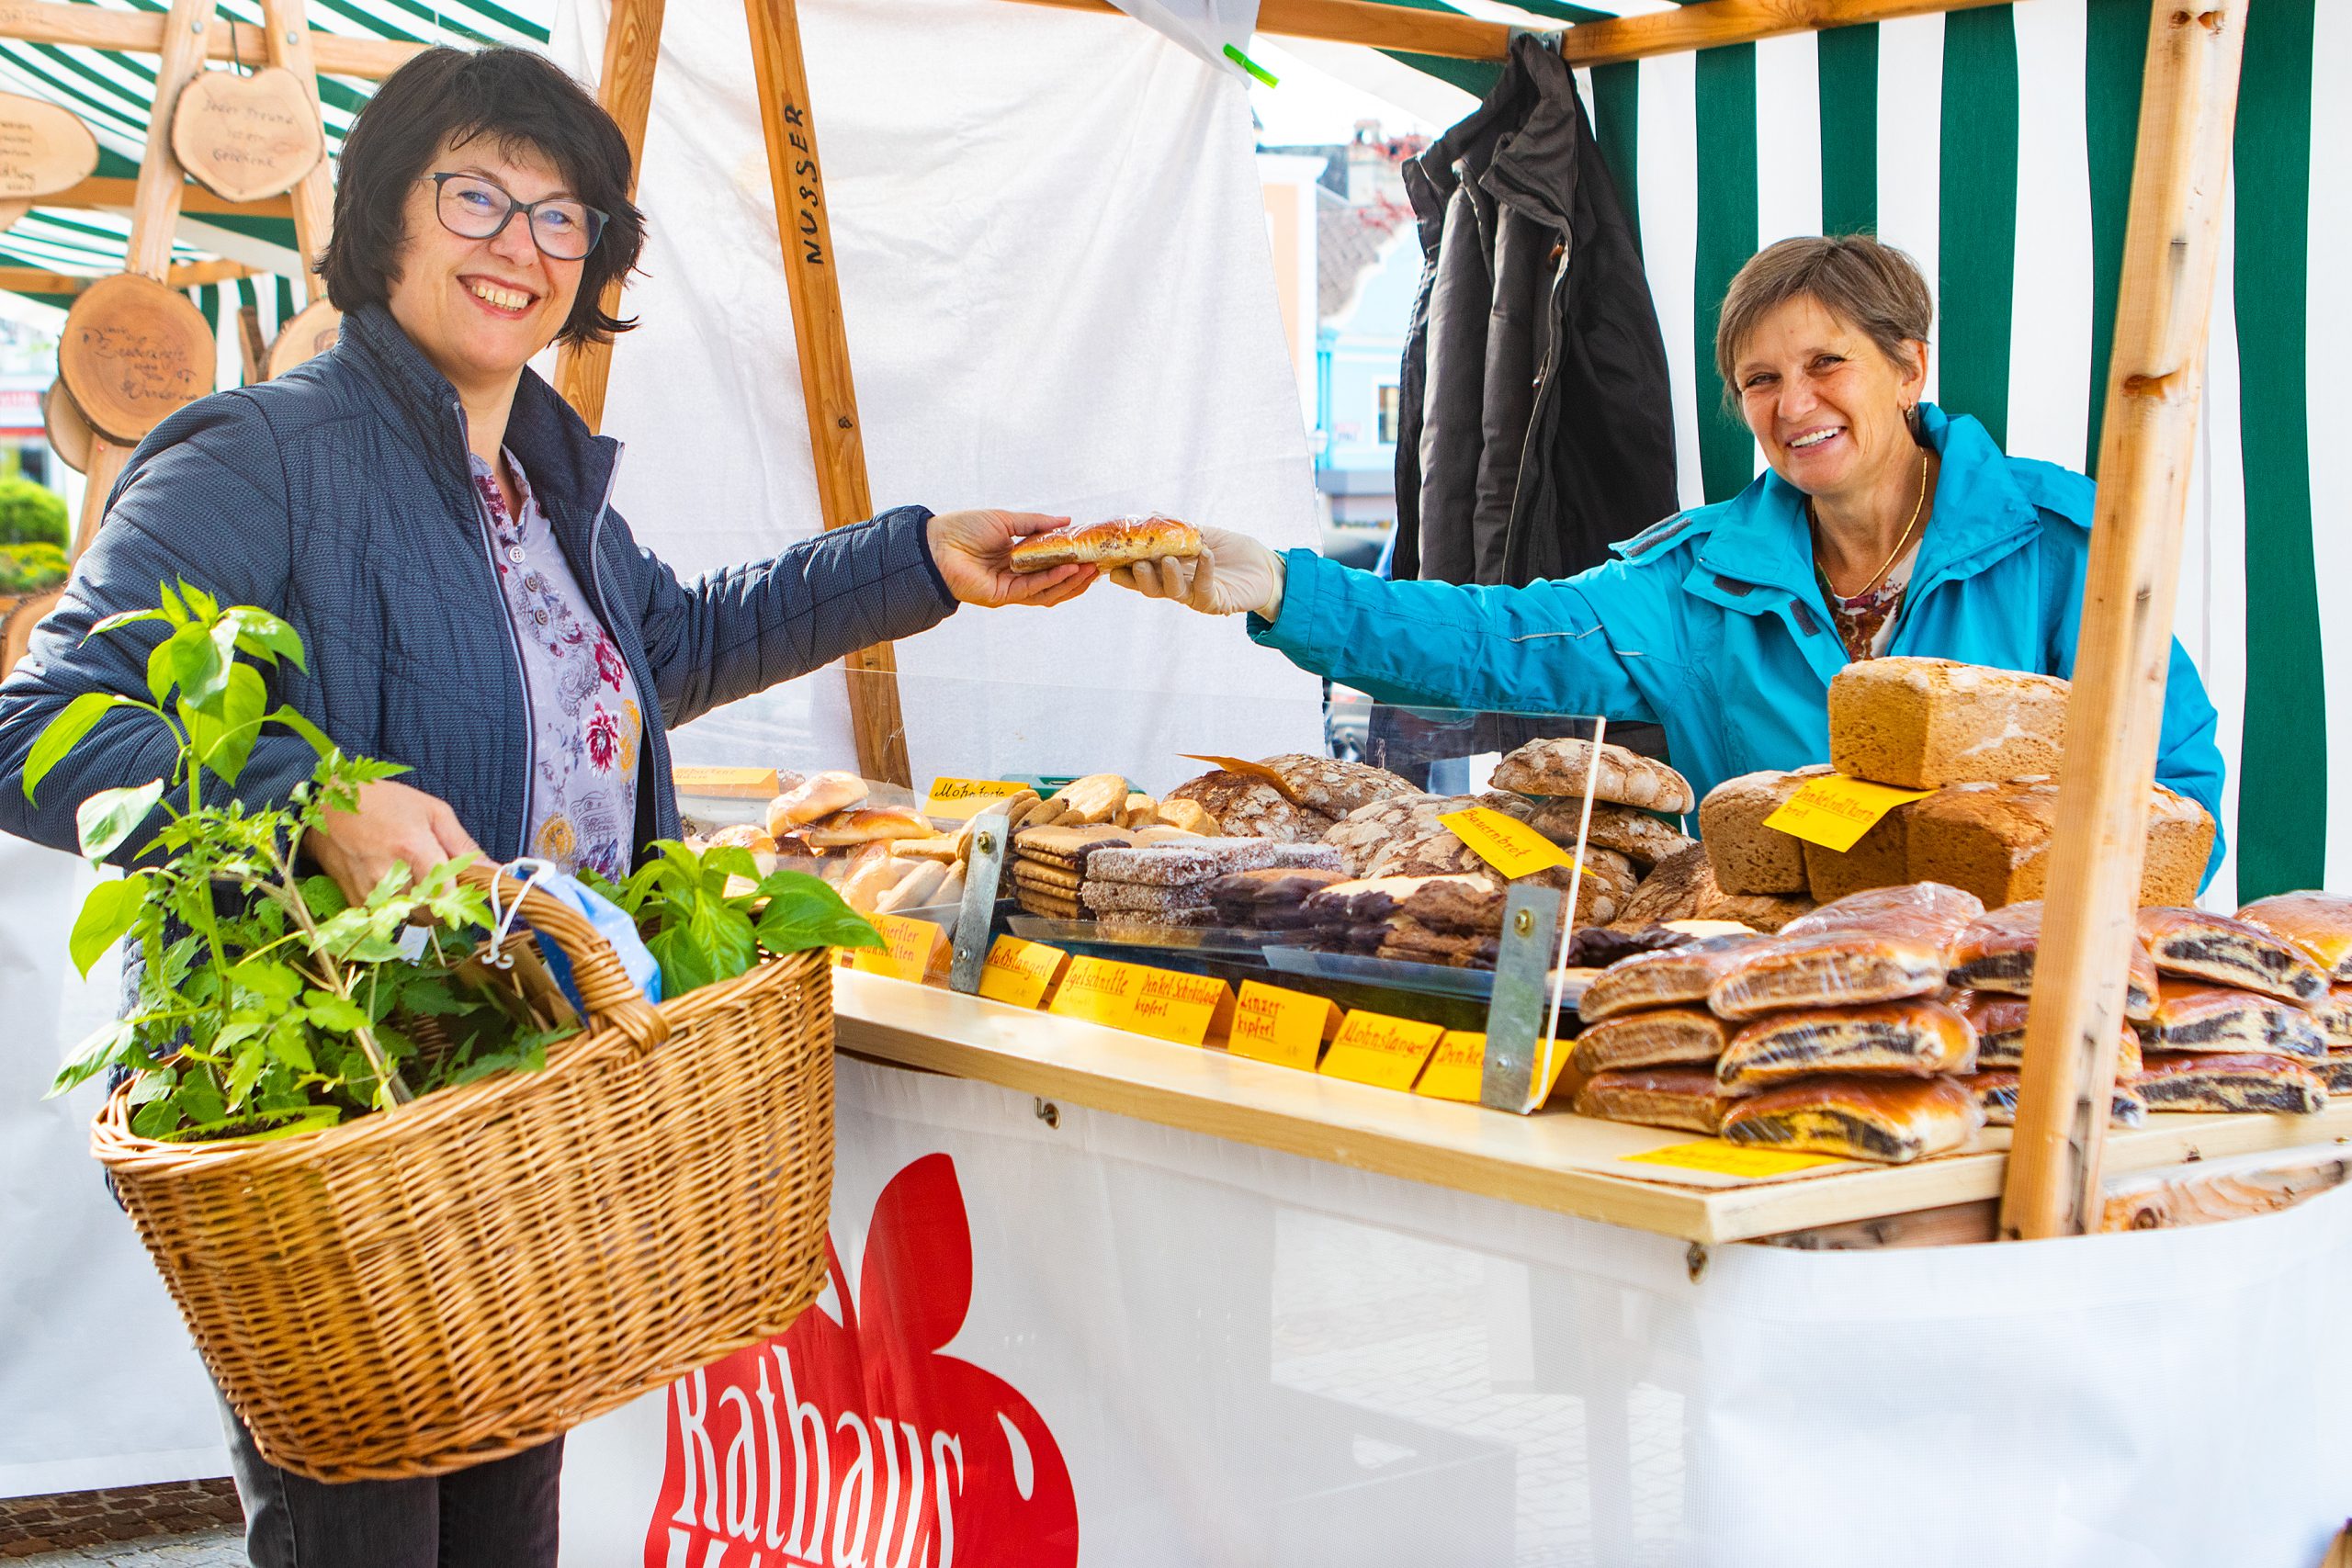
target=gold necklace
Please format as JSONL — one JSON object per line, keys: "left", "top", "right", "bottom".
{"left": 1816, "top": 452, "right": 1929, "bottom": 600}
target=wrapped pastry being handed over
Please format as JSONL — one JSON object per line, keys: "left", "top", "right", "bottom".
{"left": 1011, "top": 514, "right": 1204, "bottom": 572}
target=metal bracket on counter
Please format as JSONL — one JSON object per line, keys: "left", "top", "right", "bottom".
{"left": 1481, "top": 882, "right": 1565, "bottom": 1114}
{"left": 948, "top": 806, "right": 1011, "bottom": 994}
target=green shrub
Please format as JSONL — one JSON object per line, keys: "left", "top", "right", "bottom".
{"left": 0, "top": 476, "right": 67, "bottom": 549}
{"left": 0, "top": 540, "right": 67, "bottom": 595}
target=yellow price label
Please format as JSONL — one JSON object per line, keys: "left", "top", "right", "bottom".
{"left": 1318, "top": 1010, "right": 1448, "bottom": 1092}
{"left": 925, "top": 776, "right": 1033, "bottom": 821}
{"left": 1412, "top": 1031, "right": 1577, "bottom": 1104}
{"left": 1227, "top": 981, "right": 1341, "bottom": 1070}
{"left": 1620, "top": 1140, "right": 1844, "bottom": 1179}
{"left": 1125, "top": 968, "right": 1235, "bottom": 1047}
{"left": 1762, "top": 774, "right": 1933, "bottom": 853}
{"left": 1439, "top": 807, "right": 1572, "bottom": 880}
{"left": 848, "top": 914, "right": 947, "bottom": 984}
{"left": 1047, "top": 955, "right": 1146, "bottom": 1027}
{"left": 978, "top": 935, "right": 1066, "bottom": 1009}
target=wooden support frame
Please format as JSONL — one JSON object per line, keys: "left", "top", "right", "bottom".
{"left": 553, "top": 0, "right": 662, "bottom": 434}
{"left": 259, "top": 0, "right": 334, "bottom": 298}
{"left": 0, "top": 0, "right": 418, "bottom": 79}
{"left": 0, "top": 259, "right": 255, "bottom": 296}
{"left": 2000, "top": 0, "right": 2252, "bottom": 1240}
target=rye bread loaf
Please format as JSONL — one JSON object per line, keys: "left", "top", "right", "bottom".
{"left": 1255, "top": 753, "right": 1418, "bottom": 818}
{"left": 1826, "top": 657, "right": 2070, "bottom": 789}
{"left": 1698, "top": 765, "right": 1830, "bottom": 895}
{"left": 1801, "top": 797, "right": 1920, "bottom": 904}
{"left": 1164, "top": 771, "right": 1333, "bottom": 842}
{"left": 1528, "top": 799, "right": 1694, "bottom": 869}
{"left": 1489, "top": 738, "right": 1695, "bottom": 813}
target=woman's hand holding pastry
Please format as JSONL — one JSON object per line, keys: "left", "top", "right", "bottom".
{"left": 1109, "top": 525, "right": 1285, "bottom": 618}
{"left": 928, "top": 510, "right": 1097, "bottom": 608}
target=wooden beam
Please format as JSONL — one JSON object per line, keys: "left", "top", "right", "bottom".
{"left": 44, "top": 175, "right": 294, "bottom": 219}
{"left": 2000, "top": 0, "right": 2251, "bottom": 1241}
{"left": 554, "top": 0, "right": 664, "bottom": 434}
{"left": 1556, "top": 0, "right": 2010, "bottom": 67}
{"left": 1001, "top": 0, "right": 1509, "bottom": 61}
{"left": 0, "top": 2, "right": 421, "bottom": 79}
{"left": 743, "top": 0, "right": 912, "bottom": 787}
{"left": 2100, "top": 1148, "right": 2352, "bottom": 1233}
{"left": 261, "top": 0, "right": 334, "bottom": 301}
{"left": 1755, "top": 1199, "right": 1998, "bottom": 1251}
{"left": 0, "top": 258, "right": 256, "bottom": 296}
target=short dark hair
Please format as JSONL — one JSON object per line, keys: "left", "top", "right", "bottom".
{"left": 321, "top": 46, "right": 645, "bottom": 348}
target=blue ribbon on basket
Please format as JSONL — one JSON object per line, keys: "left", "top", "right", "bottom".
{"left": 487, "top": 857, "right": 663, "bottom": 1011}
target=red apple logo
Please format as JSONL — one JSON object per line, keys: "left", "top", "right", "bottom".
{"left": 645, "top": 1154, "right": 1079, "bottom": 1567}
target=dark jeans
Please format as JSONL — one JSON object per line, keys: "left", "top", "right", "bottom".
{"left": 217, "top": 1392, "right": 563, "bottom": 1567}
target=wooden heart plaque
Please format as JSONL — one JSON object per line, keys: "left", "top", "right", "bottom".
{"left": 42, "top": 378, "right": 94, "bottom": 474}
{"left": 0, "top": 92, "right": 98, "bottom": 198}
{"left": 264, "top": 298, "right": 342, "bottom": 380}
{"left": 59, "top": 273, "right": 218, "bottom": 444}
{"left": 170, "top": 66, "right": 324, "bottom": 204}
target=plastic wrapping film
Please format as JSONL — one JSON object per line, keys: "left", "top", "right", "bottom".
{"left": 1577, "top": 936, "right": 1762, "bottom": 1022}
{"left": 1948, "top": 898, "right": 2163, "bottom": 1021}
{"left": 559, "top": 1055, "right": 2352, "bottom": 1566}
{"left": 1714, "top": 999, "right": 1979, "bottom": 1095}
{"left": 1717, "top": 1073, "right": 1984, "bottom": 1163}
{"left": 1955, "top": 989, "right": 2144, "bottom": 1074}
{"left": 1966, "top": 1069, "right": 2147, "bottom": 1129}
{"left": 1707, "top": 885, "right": 1984, "bottom": 1019}
{"left": 1570, "top": 1008, "right": 1728, "bottom": 1074}
{"left": 2136, "top": 907, "right": 2333, "bottom": 1005}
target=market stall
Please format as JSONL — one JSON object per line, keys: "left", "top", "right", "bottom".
{"left": 2, "top": 0, "right": 2350, "bottom": 1562}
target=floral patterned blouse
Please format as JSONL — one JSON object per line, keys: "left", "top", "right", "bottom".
{"left": 1818, "top": 538, "right": 1921, "bottom": 662}
{"left": 471, "top": 450, "right": 642, "bottom": 879}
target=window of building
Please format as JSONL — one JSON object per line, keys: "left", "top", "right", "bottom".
{"left": 1376, "top": 384, "right": 1400, "bottom": 445}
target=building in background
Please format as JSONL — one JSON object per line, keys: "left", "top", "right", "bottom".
{"left": 1259, "top": 122, "right": 1423, "bottom": 570}
{"left": 0, "top": 316, "right": 58, "bottom": 491}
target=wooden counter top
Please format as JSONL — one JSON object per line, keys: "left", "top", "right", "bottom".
{"left": 832, "top": 970, "right": 2352, "bottom": 1245}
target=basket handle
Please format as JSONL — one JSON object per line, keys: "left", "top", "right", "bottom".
{"left": 457, "top": 861, "right": 670, "bottom": 1052}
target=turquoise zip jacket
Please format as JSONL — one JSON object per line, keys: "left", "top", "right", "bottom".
{"left": 1255, "top": 404, "right": 2226, "bottom": 874}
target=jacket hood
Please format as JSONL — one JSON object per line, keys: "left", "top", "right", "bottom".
{"left": 336, "top": 303, "right": 618, "bottom": 529}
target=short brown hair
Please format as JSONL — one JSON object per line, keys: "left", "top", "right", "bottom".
{"left": 322, "top": 47, "right": 644, "bottom": 348}
{"left": 1713, "top": 234, "right": 1932, "bottom": 395}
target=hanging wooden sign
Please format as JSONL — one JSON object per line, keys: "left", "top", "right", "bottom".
{"left": 0, "top": 200, "right": 27, "bottom": 235}
{"left": 0, "top": 92, "right": 99, "bottom": 199}
{"left": 59, "top": 273, "right": 217, "bottom": 444}
{"left": 264, "top": 297, "right": 342, "bottom": 379}
{"left": 169, "top": 65, "right": 324, "bottom": 204}
{"left": 42, "top": 378, "right": 94, "bottom": 474}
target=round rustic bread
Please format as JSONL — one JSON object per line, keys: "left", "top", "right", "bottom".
{"left": 1490, "top": 738, "right": 1694, "bottom": 814}
{"left": 1321, "top": 792, "right": 1446, "bottom": 875}
{"left": 1528, "top": 799, "right": 1694, "bottom": 869}
{"left": 1164, "top": 770, "right": 1332, "bottom": 842}
{"left": 1256, "top": 753, "right": 1417, "bottom": 818}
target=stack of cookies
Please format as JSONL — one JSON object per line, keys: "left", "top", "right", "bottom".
{"left": 1296, "top": 874, "right": 1510, "bottom": 968}
{"left": 1205, "top": 865, "right": 1351, "bottom": 930}
{"left": 1010, "top": 824, "right": 1134, "bottom": 920}
{"left": 1080, "top": 840, "right": 1341, "bottom": 933}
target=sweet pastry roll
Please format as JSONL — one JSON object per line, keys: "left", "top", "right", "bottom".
{"left": 2234, "top": 892, "right": 2352, "bottom": 984}
{"left": 2130, "top": 1051, "right": 2327, "bottom": 1115}
{"left": 1707, "top": 930, "right": 1951, "bottom": 1019}
{"left": 1579, "top": 937, "right": 1758, "bottom": 1021}
{"left": 1955, "top": 990, "right": 2143, "bottom": 1074}
{"left": 1008, "top": 513, "right": 1203, "bottom": 571}
{"left": 1715, "top": 998, "right": 1978, "bottom": 1094}
{"left": 1964, "top": 1070, "right": 2146, "bottom": 1129}
{"left": 2320, "top": 987, "right": 2352, "bottom": 1052}
{"left": 2135, "top": 907, "right": 2330, "bottom": 1006}
{"left": 803, "top": 804, "right": 933, "bottom": 848}
{"left": 1947, "top": 900, "right": 2160, "bottom": 1021}
{"left": 1781, "top": 882, "right": 1986, "bottom": 948}
{"left": 1570, "top": 1009, "right": 1728, "bottom": 1074}
{"left": 2135, "top": 981, "right": 2326, "bottom": 1061}
{"left": 766, "top": 770, "right": 868, "bottom": 833}
{"left": 1718, "top": 1074, "right": 1984, "bottom": 1164}
{"left": 1572, "top": 1066, "right": 1724, "bottom": 1134}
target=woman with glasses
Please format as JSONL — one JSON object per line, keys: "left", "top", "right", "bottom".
{"left": 0, "top": 46, "right": 1092, "bottom": 1567}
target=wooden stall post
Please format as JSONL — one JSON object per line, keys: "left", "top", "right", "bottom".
{"left": 1999, "top": 0, "right": 2251, "bottom": 1241}
{"left": 743, "top": 0, "right": 912, "bottom": 786}
{"left": 554, "top": 0, "right": 664, "bottom": 433}
{"left": 258, "top": 0, "right": 334, "bottom": 297}
{"left": 72, "top": 0, "right": 214, "bottom": 558}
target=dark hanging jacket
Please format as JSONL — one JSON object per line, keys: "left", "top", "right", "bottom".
{"left": 1393, "top": 33, "right": 1679, "bottom": 591}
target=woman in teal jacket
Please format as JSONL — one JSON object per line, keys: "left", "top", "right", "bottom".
{"left": 1117, "top": 235, "right": 2225, "bottom": 860}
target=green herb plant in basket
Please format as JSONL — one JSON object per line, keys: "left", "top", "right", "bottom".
{"left": 26, "top": 582, "right": 883, "bottom": 1143}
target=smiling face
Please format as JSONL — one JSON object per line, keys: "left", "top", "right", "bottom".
{"left": 1732, "top": 293, "right": 1928, "bottom": 503}
{"left": 383, "top": 134, "right": 582, "bottom": 399}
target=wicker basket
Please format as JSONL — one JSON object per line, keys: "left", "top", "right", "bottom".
{"left": 93, "top": 863, "right": 836, "bottom": 1483}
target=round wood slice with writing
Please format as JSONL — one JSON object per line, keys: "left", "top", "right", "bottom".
{"left": 42, "top": 378, "right": 93, "bottom": 474}
{"left": 59, "top": 273, "right": 217, "bottom": 444}
{"left": 169, "top": 66, "right": 324, "bottom": 204}
{"left": 1, "top": 585, "right": 63, "bottom": 683}
{"left": 264, "top": 298, "right": 342, "bottom": 380}
{"left": 0, "top": 199, "right": 28, "bottom": 235}
{"left": 0, "top": 92, "right": 98, "bottom": 199}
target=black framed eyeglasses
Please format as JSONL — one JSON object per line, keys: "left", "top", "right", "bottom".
{"left": 425, "top": 172, "right": 607, "bottom": 261}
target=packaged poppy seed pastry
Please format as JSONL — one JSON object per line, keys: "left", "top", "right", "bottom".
{"left": 1947, "top": 900, "right": 2161, "bottom": 1021}
{"left": 2234, "top": 892, "right": 2352, "bottom": 984}
{"left": 1719, "top": 1074, "right": 1984, "bottom": 1164}
{"left": 2136, "top": 907, "right": 2331, "bottom": 1006}
{"left": 1708, "top": 884, "right": 1984, "bottom": 1020}
{"left": 1714, "top": 998, "right": 1978, "bottom": 1095}
{"left": 1570, "top": 1009, "right": 1729, "bottom": 1075}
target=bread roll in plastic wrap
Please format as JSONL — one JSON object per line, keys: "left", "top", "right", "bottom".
{"left": 766, "top": 770, "right": 868, "bottom": 833}
{"left": 2130, "top": 1052, "right": 2327, "bottom": 1115}
{"left": 1715, "top": 998, "right": 1978, "bottom": 1094}
{"left": 2136, "top": 907, "right": 2331, "bottom": 1005}
{"left": 1578, "top": 938, "right": 1759, "bottom": 1021}
{"left": 2322, "top": 988, "right": 2352, "bottom": 1052}
{"left": 1719, "top": 1074, "right": 1984, "bottom": 1164}
{"left": 1571, "top": 1066, "right": 1725, "bottom": 1134}
{"left": 2321, "top": 1055, "right": 2352, "bottom": 1096}
{"left": 1965, "top": 1070, "right": 2146, "bottom": 1128}
{"left": 1947, "top": 900, "right": 2160, "bottom": 1021}
{"left": 2136, "top": 982, "right": 2327, "bottom": 1061}
{"left": 1570, "top": 1009, "right": 1728, "bottom": 1074}
{"left": 2234, "top": 892, "right": 2352, "bottom": 984}
{"left": 1954, "top": 990, "right": 2143, "bottom": 1073}
{"left": 1707, "top": 931, "right": 1951, "bottom": 1019}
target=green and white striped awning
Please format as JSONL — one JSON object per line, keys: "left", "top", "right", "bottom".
{"left": 0, "top": 0, "right": 552, "bottom": 336}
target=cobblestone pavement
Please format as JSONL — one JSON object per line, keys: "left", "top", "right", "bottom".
{"left": 6, "top": 1532, "right": 243, "bottom": 1567}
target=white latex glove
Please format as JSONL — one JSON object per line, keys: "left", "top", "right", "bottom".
{"left": 1107, "top": 525, "right": 1286, "bottom": 619}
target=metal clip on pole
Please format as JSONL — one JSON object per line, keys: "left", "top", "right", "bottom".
{"left": 948, "top": 806, "right": 1012, "bottom": 995}
{"left": 1481, "top": 882, "right": 1566, "bottom": 1113}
